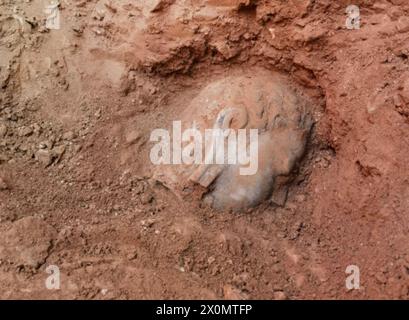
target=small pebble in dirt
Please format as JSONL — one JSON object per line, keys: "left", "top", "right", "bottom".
{"left": 273, "top": 291, "right": 287, "bottom": 300}
{"left": 127, "top": 251, "right": 138, "bottom": 261}
{"left": 39, "top": 140, "right": 53, "bottom": 149}
{"left": 125, "top": 129, "right": 141, "bottom": 145}
{"left": 35, "top": 149, "right": 54, "bottom": 166}
{"left": 0, "top": 177, "right": 8, "bottom": 190}
{"left": 140, "top": 193, "right": 154, "bottom": 205}
{"left": 17, "top": 126, "right": 33, "bottom": 137}
{"left": 141, "top": 218, "right": 155, "bottom": 228}
{"left": 294, "top": 194, "right": 306, "bottom": 202}
{"left": 32, "top": 123, "right": 41, "bottom": 136}
{"left": 0, "top": 123, "right": 7, "bottom": 137}
{"left": 112, "top": 204, "right": 121, "bottom": 211}
{"left": 53, "top": 145, "right": 66, "bottom": 162}
{"left": 399, "top": 77, "right": 409, "bottom": 103}
{"left": 94, "top": 109, "right": 102, "bottom": 119}
{"left": 62, "top": 131, "right": 76, "bottom": 140}
{"left": 223, "top": 284, "right": 248, "bottom": 300}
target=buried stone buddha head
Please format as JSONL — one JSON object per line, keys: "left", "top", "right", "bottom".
{"left": 151, "top": 70, "right": 313, "bottom": 211}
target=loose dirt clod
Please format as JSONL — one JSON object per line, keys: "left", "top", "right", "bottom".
{"left": 0, "top": 217, "right": 56, "bottom": 269}
{"left": 0, "top": 123, "right": 7, "bottom": 138}
{"left": 0, "top": 176, "right": 8, "bottom": 190}
{"left": 35, "top": 149, "right": 54, "bottom": 167}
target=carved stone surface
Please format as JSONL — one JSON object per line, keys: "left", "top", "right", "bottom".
{"left": 154, "top": 70, "right": 313, "bottom": 211}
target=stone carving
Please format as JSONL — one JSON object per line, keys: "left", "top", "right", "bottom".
{"left": 154, "top": 70, "right": 313, "bottom": 211}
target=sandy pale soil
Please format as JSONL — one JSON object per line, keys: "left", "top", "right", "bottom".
{"left": 1, "top": 0, "right": 409, "bottom": 299}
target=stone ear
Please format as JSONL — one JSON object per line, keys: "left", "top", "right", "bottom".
{"left": 214, "top": 107, "right": 248, "bottom": 130}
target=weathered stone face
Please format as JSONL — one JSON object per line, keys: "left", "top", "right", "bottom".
{"left": 154, "top": 70, "right": 313, "bottom": 211}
